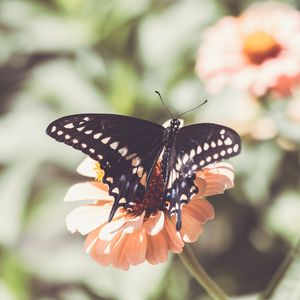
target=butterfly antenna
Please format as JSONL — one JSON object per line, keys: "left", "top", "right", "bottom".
{"left": 176, "top": 99, "right": 208, "bottom": 119}
{"left": 155, "top": 91, "right": 174, "bottom": 119}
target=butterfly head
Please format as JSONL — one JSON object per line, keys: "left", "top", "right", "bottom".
{"left": 170, "top": 118, "right": 181, "bottom": 130}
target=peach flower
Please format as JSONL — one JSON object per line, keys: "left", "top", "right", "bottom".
{"left": 196, "top": 2, "right": 300, "bottom": 97}
{"left": 64, "top": 157, "right": 234, "bottom": 270}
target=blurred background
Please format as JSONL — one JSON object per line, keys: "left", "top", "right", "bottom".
{"left": 0, "top": 0, "right": 300, "bottom": 299}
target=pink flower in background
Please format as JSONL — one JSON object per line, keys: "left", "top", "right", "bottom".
{"left": 196, "top": 2, "right": 300, "bottom": 97}
{"left": 64, "top": 157, "right": 234, "bottom": 270}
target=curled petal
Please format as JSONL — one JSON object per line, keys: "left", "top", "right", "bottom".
{"left": 196, "top": 162, "right": 234, "bottom": 196}
{"left": 144, "top": 211, "right": 165, "bottom": 235}
{"left": 64, "top": 182, "right": 112, "bottom": 202}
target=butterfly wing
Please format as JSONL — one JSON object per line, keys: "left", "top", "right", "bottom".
{"left": 165, "top": 123, "right": 241, "bottom": 229}
{"left": 46, "top": 114, "right": 165, "bottom": 219}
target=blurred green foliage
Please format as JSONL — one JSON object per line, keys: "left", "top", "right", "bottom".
{"left": 0, "top": 0, "right": 300, "bottom": 300}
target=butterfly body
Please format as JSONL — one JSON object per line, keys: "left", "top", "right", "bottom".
{"left": 47, "top": 113, "right": 241, "bottom": 230}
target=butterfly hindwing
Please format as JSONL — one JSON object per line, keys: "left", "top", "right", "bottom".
{"left": 46, "top": 114, "right": 165, "bottom": 218}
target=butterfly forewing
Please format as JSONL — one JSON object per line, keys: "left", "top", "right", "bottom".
{"left": 175, "top": 123, "right": 241, "bottom": 177}
{"left": 46, "top": 114, "right": 165, "bottom": 218}
{"left": 163, "top": 123, "right": 240, "bottom": 229}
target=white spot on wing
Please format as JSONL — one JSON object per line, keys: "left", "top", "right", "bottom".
{"left": 220, "top": 129, "right": 225, "bottom": 134}
{"left": 106, "top": 177, "right": 113, "bottom": 183}
{"left": 211, "top": 141, "right": 216, "bottom": 148}
{"left": 84, "top": 117, "right": 90, "bottom": 121}
{"left": 89, "top": 148, "right": 95, "bottom": 153}
{"left": 197, "top": 146, "right": 202, "bottom": 154}
{"left": 224, "top": 137, "right": 232, "bottom": 145}
{"left": 101, "top": 137, "right": 111, "bottom": 144}
{"left": 112, "top": 187, "right": 119, "bottom": 194}
{"left": 206, "top": 156, "right": 211, "bottom": 162}
{"left": 51, "top": 126, "right": 56, "bottom": 133}
{"left": 233, "top": 144, "right": 239, "bottom": 152}
{"left": 213, "top": 153, "right": 219, "bottom": 159}
{"left": 204, "top": 143, "right": 209, "bottom": 150}
{"left": 119, "top": 197, "right": 126, "bottom": 204}
{"left": 85, "top": 130, "right": 93, "bottom": 134}
{"left": 73, "top": 139, "right": 78, "bottom": 143}
{"left": 65, "top": 134, "right": 71, "bottom": 139}
{"left": 190, "top": 149, "right": 196, "bottom": 158}
{"left": 217, "top": 139, "right": 223, "bottom": 146}
{"left": 118, "top": 147, "right": 128, "bottom": 157}
{"left": 220, "top": 150, "right": 226, "bottom": 156}
{"left": 77, "top": 126, "right": 85, "bottom": 131}
{"left": 93, "top": 133, "right": 102, "bottom": 139}
{"left": 180, "top": 194, "right": 188, "bottom": 201}
{"left": 64, "top": 123, "right": 74, "bottom": 129}
{"left": 57, "top": 130, "right": 63, "bottom": 135}
{"left": 227, "top": 148, "right": 233, "bottom": 154}
{"left": 81, "top": 143, "right": 87, "bottom": 148}
{"left": 110, "top": 142, "right": 119, "bottom": 150}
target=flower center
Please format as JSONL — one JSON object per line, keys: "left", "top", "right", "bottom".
{"left": 94, "top": 162, "right": 104, "bottom": 182}
{"left": 130, "top": 162, "right": 166, "bottom": 217}
{"left": 243, "top": 31, "right": 282, "bottom": 65}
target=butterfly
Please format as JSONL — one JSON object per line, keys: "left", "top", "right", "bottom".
{"left": 46, "top": 102, "right": 241, "bottom": 230}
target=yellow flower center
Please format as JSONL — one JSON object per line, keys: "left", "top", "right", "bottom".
{"left": 93, "top": 162, "right": 104, "bottom": 182}
{"left": 243, "top": 31, "right": 282, "bottom": 65}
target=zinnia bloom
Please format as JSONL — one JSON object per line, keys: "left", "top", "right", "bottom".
{"left": 64, "top": 157, "right": 234, "bottom": 270}
{"left": 196, "top": 2, "right": 300, "bottom": 97}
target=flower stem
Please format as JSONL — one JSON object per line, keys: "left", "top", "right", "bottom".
{"left": 178, "top": 244, "right": 229, "bottom": 300}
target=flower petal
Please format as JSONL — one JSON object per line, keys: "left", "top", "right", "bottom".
{"left": 183, "top": 199, "right": 215, "bottom": 224}
{"left": 163, "top": 216, "right": 184, "bottom": 253}
{"left": 179, "top": 199, "right": 215, "bottom": 243}
{"left": 111, "top": 233, "right": 131, "bottom": 270}
{"left": 66, "top": 205, "right": 111, "bottom": 235}
{"left": 63, "top": 182, "right": 112, "bottom": 202}
{"left": 90, "top": 232, "right": 122, "bottom": 266}
{"left": 84, "top": 227, "right": 101, "bottom": 253}
{"left": 125, "top": 228, "right": 147, "bottom": 265}
{"left": 76, "top": 157, "right": 98, "bottom": 177}
{"left": 146, "top": 232, "right": 169, "bottom": 265}
{"left": 98, "top": 218, "right": 127, "bottom": 241}
{"left": 196, "top": 162, "right": 234, "bottom": 196}
{"left": 123, "top": 212, "right": 145, "bottom": 234}
{"left": 144, "top": 211, "right": 165, "bottom": 235}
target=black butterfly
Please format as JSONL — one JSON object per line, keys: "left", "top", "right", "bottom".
{"left": 46, "top": 109, "right": 241, "bottom": 230}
